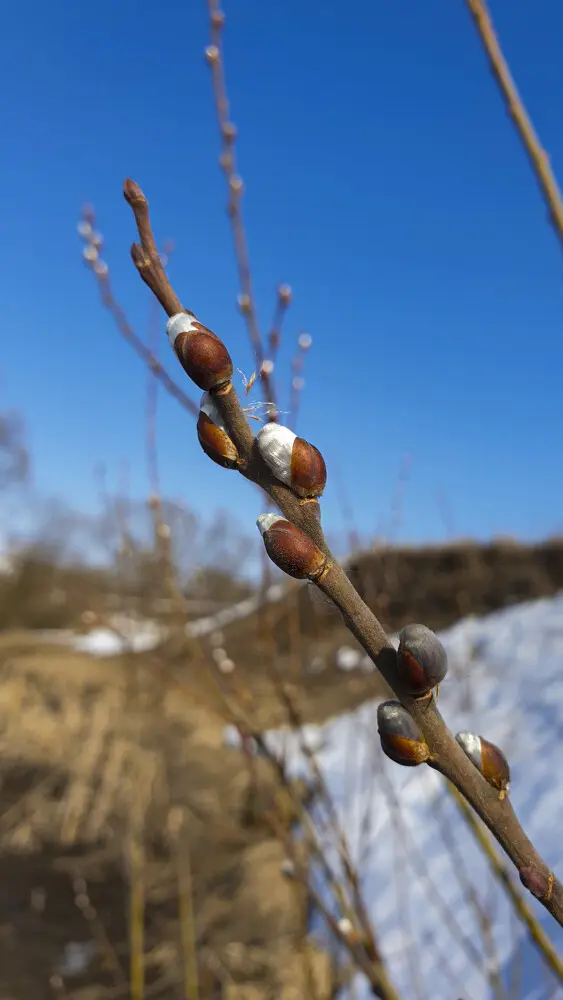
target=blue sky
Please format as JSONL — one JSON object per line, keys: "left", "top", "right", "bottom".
{"left": 1, "top": 0, "right": 562, "bottom": 553}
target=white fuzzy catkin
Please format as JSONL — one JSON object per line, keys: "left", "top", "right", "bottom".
{"left": 256, "top": 424, "right": 296, "bottom": 486}
{"left": 166, "top": 312, "right": 200, "bottom": 349}
{"left": 256, "top": 513, "right": 285, "bottom": 536}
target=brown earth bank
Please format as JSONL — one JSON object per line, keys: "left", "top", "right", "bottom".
{"left": 0, "top": 537, "right": 562, "bottom": 998}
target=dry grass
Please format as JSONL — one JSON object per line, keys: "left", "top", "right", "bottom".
{"left": 0, "top": 630, "right": 339, "bottom": 999}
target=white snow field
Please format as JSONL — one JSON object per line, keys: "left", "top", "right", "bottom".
{"left": 251, "top": 595, "right": 563, "bottom": 1000}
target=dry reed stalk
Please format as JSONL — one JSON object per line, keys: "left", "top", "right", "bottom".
{"left": 128, "top": 833, "right": 146, "bottom": 1000}
{"left": 169, "top": 809, "right": 200, "bottom": 1000}
{"left": 73, "top": 875, "right": 127, "bottom": 987}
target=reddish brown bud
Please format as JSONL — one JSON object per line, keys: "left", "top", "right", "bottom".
{"left": 397, "top": 624, "right": 448, "bottom": 697}
{"left": 257, "top": 425, "right": 326, "bottom": 499}
{"left": 123, "top": 178, "right": 146, "bottom": 206}
{"left": 455, "top": 732, "right": 510, "bottom": 794}
{"left": 167, "top": 313, "right": 233, "bottom": 391}
{"left": 197, "top": 394, "right": 239, "bottom": 469}
{"left": 257, "top": 515, "right": 327, "bottom": 580}
{"left": 210, "top": 8, "right": 225, "bottom": 29}
{"left": 377, "top": 701, "right": 429, "bottom": 766}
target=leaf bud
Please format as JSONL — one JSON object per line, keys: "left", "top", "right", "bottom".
{"left": 197, "top": 392, "right": 239, "bottom": 469}
{"left": 256, "top": 424, "right": 326, "bottom": 499}
{"left": 455, "top": 732, "right": 510, "bottom": 795}
{"left": 256, "top": 515, "right": 327, "bottom": 581}
{"left": 397, "top": 623, "right": 448, "bottom": 698}
{"left": 377, "top": 701, "right": 430, "bottom": 766}
{"left": 166, "top": 312, "right": 233, "bottom": 391}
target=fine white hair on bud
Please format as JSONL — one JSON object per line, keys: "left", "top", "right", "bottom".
{"left": 256, "top": 513, "right": 284, "bottom": 536}
{"left": 200, "top": 391, "right": 227, "bottom": 430}
{"left": 166, "top": 312, "right": 200, "bottom": 349}
{"left": 298, "top": 332, "right": 312, "bottom": 350}
{"left": 337, "top": 917, "right": 354, "bottom": 937}
{"left": 256, "top": 424, "right": 297, "bottom": 486}
{"left": 456, "top": 731, "right": 481, "bottom": 763}
{"left": 261, "top": 359, "right": 274, "bottom": 375}
{"left": 280, "top": 858, "right": 295, "bottom": 878}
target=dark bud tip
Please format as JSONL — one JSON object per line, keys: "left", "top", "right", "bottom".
{"left": 174, "top": 327, "right": 233, "bottom": 391}
{"left": 519, "top": 866, "right": 554, "bottom": 901}
{"left": 455, "top": 732, "right": 510, "bottom": 793}
{"left": 377, "top": 700, "right": 429, "bottom": 767}
{"left": 397, "top": 624, "right": 448, "bottom": 697}
{"left": 290, "top": 437, "right": 327, "bottom": 498}
{"left": 257, "top": 516, "right": 327, "bottom": 581}
{"left": 123, "top": 178, "right": 146, "bottom": 205}
{"left": 197, "top": 410, "right": 238, "bottom": 469}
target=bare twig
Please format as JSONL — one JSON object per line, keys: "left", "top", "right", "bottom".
{"left": 205, "top": 0, "right": 276, "bottom": 407}
{"left": 464, "top": 0, "right": 563, "bottom": 248}
{"left": 123, "top": 176, "right": 563, "bottom": 929}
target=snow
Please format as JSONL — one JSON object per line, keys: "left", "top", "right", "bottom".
{"left": 71, "top": 617, "right": 165, "bottom": 656}
{"left": 62, "top": 583, "right": 288, "bottom": 657}
{"left": 238, "top": 595, "right": 563, "bottom": 1000}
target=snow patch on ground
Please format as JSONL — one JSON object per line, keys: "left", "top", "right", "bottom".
{"left": 238, "top": 595, "right": 563, "bottom": 1000}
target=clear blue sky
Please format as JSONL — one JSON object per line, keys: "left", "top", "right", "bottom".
{"left": 1, "top": 0, "right": 562, "bottom": 552}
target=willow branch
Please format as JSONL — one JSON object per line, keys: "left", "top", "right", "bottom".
{"left": 464, "top": 0, "right": 563, "bottom": 249}
{"left": 123, "top": 177, "right": 563, "bottom": 930}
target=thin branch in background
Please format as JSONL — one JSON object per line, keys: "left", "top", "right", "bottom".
{"left": 72, "top": 875, "right": 127, "bottom": 987}
{"left": 377, "top": 767, "right": 486, "bottom": 984}
{"left": 78, "top": 207, "right": 198, "bottom": 418}
{"left": 432, "top": 788, "right": 509, "bottom": 1000}
{"left": 145, "top": 251, "right": 173, "bottom": 501}
{"left": 205, "top": 2, "right": 276, "bottom": 407}
{"left": 386, "top": 780, "right": 429, "bottom": 1000}
{"left": 464, "top": 0, "right": 563, "bottom": 250}
{"left": 265, "top": 807, "right": 401, "bottom": 1000}
{"left": 436, "top": 487, "right": 457, "bottom": 541}
{"left": 373, "top": 452, "right": 413, "bottom": 546}
{"left": 268, "top": 284, "right": 293, "bottom": 368}
{"left": 386, "top": 452, "right": 413, "bottom": 545}
{"left": 334, "top": 466, "right": 362, "bottom": 556}
{"left": 288, "top": 331, "right": 313, "bottom": 431}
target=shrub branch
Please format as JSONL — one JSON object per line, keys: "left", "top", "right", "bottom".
{"left": 123, "top": 177, "right": 563, "bottom": 929}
